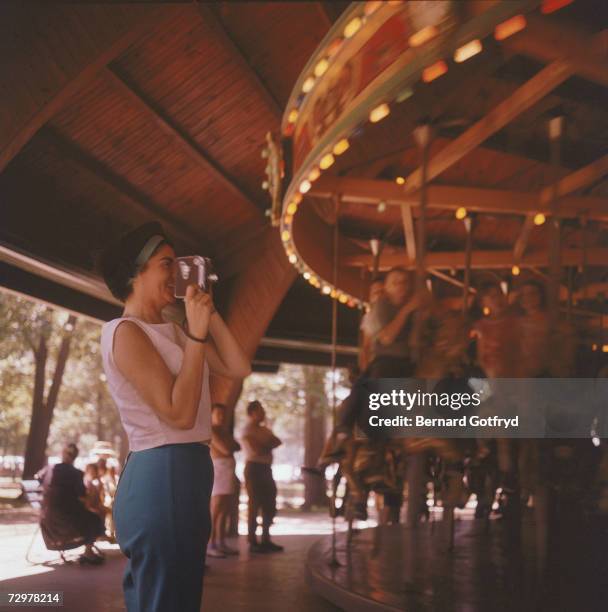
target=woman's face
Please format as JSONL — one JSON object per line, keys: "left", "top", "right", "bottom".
{"left": 133, "top": 243, "right": 176, "bottom": 307}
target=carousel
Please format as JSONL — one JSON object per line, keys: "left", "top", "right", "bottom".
{"left": 266, "top": 1, "right": 608, "bottom": 610}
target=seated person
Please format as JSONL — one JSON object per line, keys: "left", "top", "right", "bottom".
{"left": 37, "top": 443, "right": 105, "bottom": 564}
{"left": 364, "top": 266, "right": 428, "bottom": 378}
{"left": 84, "top": 463, "right": 107, "bottom": 524}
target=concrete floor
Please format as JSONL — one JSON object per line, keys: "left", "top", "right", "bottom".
{"left": 0, "top": 509, "right": 341, "bottom": 612}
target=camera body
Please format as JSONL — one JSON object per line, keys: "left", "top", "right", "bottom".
{"left": 174, "top": 256, "right": 218, "bottom": 298}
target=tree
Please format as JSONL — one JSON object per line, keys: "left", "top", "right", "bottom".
{"left": 20, "top": 306, "right": 77, "bottom": 479}
{"left": 302, "top": 365, "right": 328, "bottom": 509}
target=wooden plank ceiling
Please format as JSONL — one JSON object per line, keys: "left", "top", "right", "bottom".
{"left": 0, "top": 1, "right": 606, "bottom": 365}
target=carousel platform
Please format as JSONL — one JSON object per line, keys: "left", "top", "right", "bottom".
{"left": 306, "top": 514, "right": 608, "bottom": 612}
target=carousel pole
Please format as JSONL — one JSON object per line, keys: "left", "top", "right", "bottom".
{"left": 329, "top": 194, "right": 340, "bottom": 568}
{"left": 411, "top": 122, "right": 433, "bottom": 363}
{"left": 536, "top": 115, "right": 564, "bottom": 577}
{"left": 547, "top": 115, "right": 564, "bottom": 331}
{"left": 462, "top": 216, "right": 474, "bottom": 316}
{"left": 405, "top": 123, "right": 432, "bottom": 531}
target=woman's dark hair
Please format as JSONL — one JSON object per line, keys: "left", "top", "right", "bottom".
{"left": 97, "top": 221, "right": 173, "bottom": 302}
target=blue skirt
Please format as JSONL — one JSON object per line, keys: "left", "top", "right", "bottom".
{"left": 113, "top": 443, "right": 213, "bottom": 612}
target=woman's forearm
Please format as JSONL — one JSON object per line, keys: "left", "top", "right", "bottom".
{"left": 170, "top": 340, "right": 206, "bottom": 429}
{"left": 208, "top": 313, "right": 251, "bottom": 377}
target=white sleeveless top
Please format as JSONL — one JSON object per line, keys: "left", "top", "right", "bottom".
{"left": 100, "top": 316, "right": 211, "bottom": 452}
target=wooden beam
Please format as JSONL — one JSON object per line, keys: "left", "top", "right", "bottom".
{"left": 505, "top": 15, "right": 608, "bottom": 87}
{"left": 104, "top": 67, "right": 260, "bottom": 212}
{"left": 539, "top": 153, "right": 608, "bottom": 205}
{"left": 0, "top": 4, "right": 170, "bottom": 173}
{"left": 400, "top": 204, "right": 416, "bottom": 261}
{"left": 195, "top": 3, "right": 282, "bottom": 118}
{"left": 403, "top": 60, "right": 574, "bottom": 192}
{"left": 41, "top": 127, "right": 202, "bottom": 251}
{"left": 309, "top": 176, "right": 608, "bottom": 221}
{"left": 344, "top": 248, "right": 608, "bottom": 271}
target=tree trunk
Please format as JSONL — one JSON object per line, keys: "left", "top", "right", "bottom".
{"left": 22, "top": 315, "right": 76, "bottom": 479}
{"left": 302, "top": 366, "right": 328, "bottom": 509}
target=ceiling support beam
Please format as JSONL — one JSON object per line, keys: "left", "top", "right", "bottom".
{"left": 195, "top": 3, "right": 282, "bottom": 118}
{"left": 104, "top": 67, "right": 259, "bottom": 211}
{"left": 41, "top": 127, "right": 202, "bottom": 250}
{"left": 0, "top": 5, "right": 170, "bottom": 173}
{"left": 309, "top": 176, "right": 608, "bottom": 222}
{"left": 344, "top": 248, "right": 608, "bottom": 271}
{"left": 403, "top": 60, "right": 574, "bottom": 193}
{"left": 505, "top": 16, "right": 608, "bottom": 87}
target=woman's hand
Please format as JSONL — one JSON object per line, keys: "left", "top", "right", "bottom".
{"left": 184, "top": 284, "right": 214, "bottom": 339}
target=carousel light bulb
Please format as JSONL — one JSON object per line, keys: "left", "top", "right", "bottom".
{"left": 395, "top": 176, "right": 405, "bottom": 185}
{"left": 281, "top": 230, "right": 290, "bottom": 242}
{"left": 369, "top": 103, "right": 390, "bottom": 123}
{"left": 422, "top": 60, "right": 448, "bottom": 83}
{"left": 289, "top": 254, "right": 298, "bottom": 264}
{"left": 322, "top": 285, "right": 332, "bottom": 295}
{"left": 302, "top": 76, "right": 315, "bottom": 93}
{"left": 533, "top": 213, "right": 546, "bottom": 226}
{"left": 364, "top": 1, "right": 382, "bottom": 16}
{"left": 592, "top": 343, "right": 598, "bottom": 351}
{"left": 483, "top": 306, "right": 491, "bottom": 316}
{"left": 319, "top": 153, "right": 335, "bottom": 170}
{"left": 512, "top": 265, "right": 521, "bottom": 276}
{"left": 288, "top": 108, "right": 299, "bottom": 123}
{"left": 314, "top": 58, "right": 329, "bottom": 77}
{"left": 541, "top": 0, "right": 574, "bottom": 14}
{"left": 333, "top": 138, "right": 350, "bottom": 156}
{"left": 287, "top": 202, "right": 298, "bottom": 215}
{"left": 494, "top": 15, "right": 526, "bottom": 41}
{"left": 293, "top": 192, "right": 303, "bottom": 205}
{"left": 455, "top": 206, "right": 467, "bottom": 220}
{"left": 284, "top": 214, "right": 293, "bottom": 225}
{"left": 327, "top": 38, "right": 343, "bottom": 57}
{"left": 339, "top": 294, "right": 348, "bottom": 303}
{"left": 308, "top": 167, "right": 321, "bottom": 182}
{"left": 377, "top": 201, "right": 387, "bottom": 213}
{"left": 603, "top": 345, "right": 608, "bottom": 353}
{"left": 396, "top": 87, "right": 414, "bottom": 103}
{"left": 299, "top": 179, "right": 312, "bottom": 194}
{"left": 454, "top": 39, "right": 482, "bottom": 63}
{"left": 303, "top": 271, "right": 311, "bottom": 280}
{"left": 330, "top": 289, "right": 338, "bottom": 299}
{"left": 343, "top": 16, "right": 362, "bottom": 39}
{"left": 409, "top": 25, "right": 438, "bottom": 48}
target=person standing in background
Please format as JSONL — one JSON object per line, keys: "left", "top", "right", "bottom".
{"left": 208, "top": 403, "right": 241, "bottom": 558}
{"left": 241, "top": 401, "right": 283, "bottom": 554}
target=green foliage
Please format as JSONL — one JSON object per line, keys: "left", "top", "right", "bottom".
{"left": 0, "top": 290, "right": 123, "bottom": 458}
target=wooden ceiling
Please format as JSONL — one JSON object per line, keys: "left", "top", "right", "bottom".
{"left": 1, "top": 1, "right": 607, "bottom": 373}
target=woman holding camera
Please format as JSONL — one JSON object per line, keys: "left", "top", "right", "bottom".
{"left": 99, "top": 222, "right": 250, "bottom": 612}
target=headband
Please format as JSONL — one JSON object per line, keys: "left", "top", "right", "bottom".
{"left": 134, "top": 234, "right": 165, "bottom": 269}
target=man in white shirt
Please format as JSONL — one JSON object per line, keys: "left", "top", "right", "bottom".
{"left": 241, "top": 401, "right": 283, "bottom": 553}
